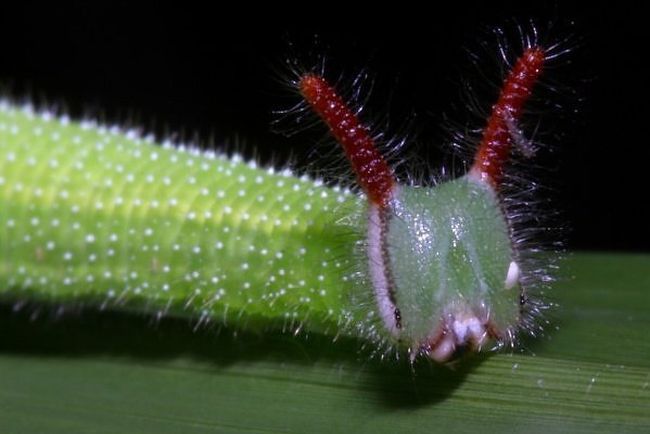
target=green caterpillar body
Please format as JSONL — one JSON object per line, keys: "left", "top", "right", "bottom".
{"left": 0, "top": 101, "right": 525, "bottom": 361}
{"left": 2, "top": 38, "right": 554, "bottom": 363}
{"left": 0, "top": 104, "right": 372, "bottom": 337}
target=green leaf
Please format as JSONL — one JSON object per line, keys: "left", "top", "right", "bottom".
{"left": 1, "top": 253, "right": 649, "bottom": 433}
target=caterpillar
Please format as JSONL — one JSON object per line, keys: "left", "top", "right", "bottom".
{"left": 0, "top": 40, "right": 556, "bottom": 363}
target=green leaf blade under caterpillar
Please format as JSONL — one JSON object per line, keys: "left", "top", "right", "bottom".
{"left": 2, "top": 254, "right": 649, "bottom": 434}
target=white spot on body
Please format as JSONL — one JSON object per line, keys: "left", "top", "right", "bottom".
{"left": 505, "top": 261, "right": 521, "bottom": 290}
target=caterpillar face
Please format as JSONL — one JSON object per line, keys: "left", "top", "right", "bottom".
{"left": 369, "top": 179, "right": 518, "bottom": 361}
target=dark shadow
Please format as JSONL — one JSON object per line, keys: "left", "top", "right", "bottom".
{"left": 366, "top": 353, "right": 487, "bottom": 408}
{"left": 0, "top": 301, "right": 479, "bottom": 407}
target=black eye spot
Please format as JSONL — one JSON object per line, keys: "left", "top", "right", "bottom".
{"left": 394, "top": 307, "right": 402, "bottom": 329}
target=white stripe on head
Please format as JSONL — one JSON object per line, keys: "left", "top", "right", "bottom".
{"left": 367, "top": 203, "right": 400, "bottom": 337}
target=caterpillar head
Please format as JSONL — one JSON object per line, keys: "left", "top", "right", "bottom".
{"left": 371, "top": 180, "right": 521, "bottom": 362}
{"left": 299, "top": 47, "right": 545, "bottom": 362}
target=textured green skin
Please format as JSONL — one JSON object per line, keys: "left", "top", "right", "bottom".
{"left": 0, "top": 104, "right": 365, "bottom": 334}
{"left": 388, "top": 181, "right": 517, "bottom": 345}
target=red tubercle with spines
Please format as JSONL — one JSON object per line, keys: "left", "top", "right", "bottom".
{"left": 470, "top": 46, "right": 546, "bottom": 188}
{"left": 299, "top": 73, "right": 395, "bottom": 207}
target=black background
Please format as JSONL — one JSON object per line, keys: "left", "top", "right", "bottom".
{"left": 1, "top": 2, "right": 647, "bottom": 252}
